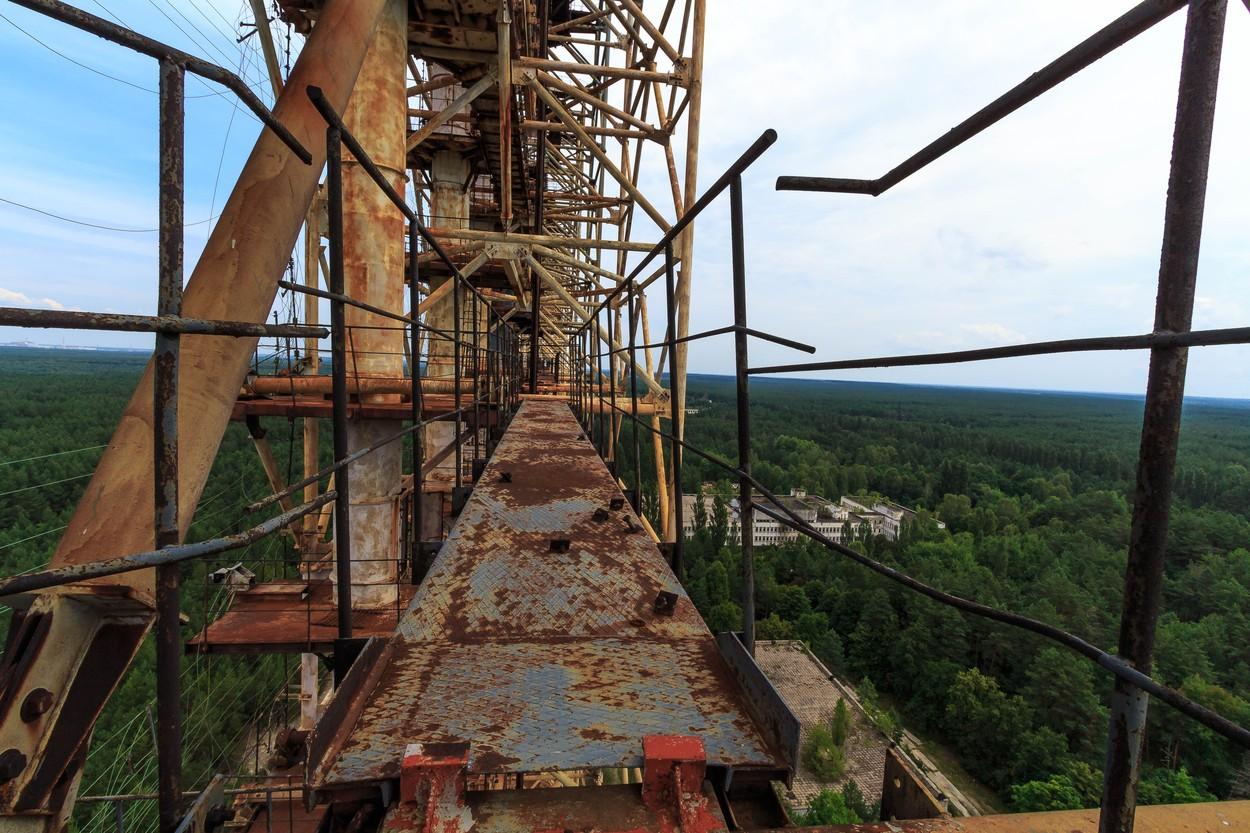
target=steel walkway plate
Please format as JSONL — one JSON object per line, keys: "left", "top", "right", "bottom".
{"left": 312, "top": 399, "right": 784, "bottom": 786}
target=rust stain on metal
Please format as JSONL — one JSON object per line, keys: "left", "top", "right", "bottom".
{"left": 761, "top": 799, "right": 1250, "bottom": 831}
{"left": 187, "top": 581, "right": 417, "bottom": 653}
{"left": 310, "top": 399, "right": 785, "bottom": 793}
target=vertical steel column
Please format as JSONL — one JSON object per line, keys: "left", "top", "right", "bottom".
{"left": 409, "top": 218, "right": 424, "bottom": 577}
{"left": 154, "top": 57, "right": 184, "bottom": 833}
{"left": 730, "top": 175, "right": 755, "bottom": 654}
{"left": 582, "top": 329, "right": 587, "bottom": 427}
{"left": 607, "top": 300, "right": 617, "bottom": 468}
{"left": 665, "top": 243, "right": 684, "bottom": 577}
{"left": 1098, "top": 2, "right": 1227, "bottom": 831}
{"left": 531, "top": 271, "right": 541, "bottom": 393}
{"left": 453, "top": 273, "right": 463, "bottom": 490}
{"left": 472, "top": 293, "right": 480, "bottom": 467}
{"left": 530, "top": 0, "right": 550, "bottom": 395}
{"left": 327, "top": 126, "right": 354, "bottom": 652}
{"left": 628, "top": 282, "right": 641, "bottom": 510}
{"left": 595, "top": 307, "right": 604, "bottom": 456}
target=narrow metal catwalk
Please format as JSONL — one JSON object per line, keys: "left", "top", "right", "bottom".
{"left": 308, "top": 398, "right": 790, "bottom": 798}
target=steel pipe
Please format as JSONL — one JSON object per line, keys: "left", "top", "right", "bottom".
{"left": 748, "top": 326, "right": 1250, "bottom": 375}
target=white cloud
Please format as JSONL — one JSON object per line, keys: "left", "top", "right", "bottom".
{"left": 961, "top": 323, "right": 1026, "bottom": 343}
{"left": 682, "top": 0, "right": 1250, "bottom": 396}
{"left": 0, "top": 287, "right": 70, "bottom": 310}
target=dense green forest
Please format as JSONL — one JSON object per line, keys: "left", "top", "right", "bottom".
{"left": 2, "top": 350, "right": 1248, "bottom": 824}
{"left": 0, "top": 348, "right": 309, "bottom": 831}
{"left": 677, "top": 374, "right": 1250, "bottom": 811}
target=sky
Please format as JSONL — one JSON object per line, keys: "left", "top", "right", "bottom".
{"left": 0, "top": 1, "right": 1247, "bottom": 397}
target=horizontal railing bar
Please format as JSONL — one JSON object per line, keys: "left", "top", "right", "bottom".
{"left": 277, "top": 279, "right": 472, "bottom": 347}
{"left": 605, "top": 324, "right": 816, "bottom": 355}
{"left": 0, "top": 307, "right": 327, "bottom": 338}
{"left": 11, "top": 0, "right": 312, "bottom": 164}
{"left": 0, "top": 493, "right": 335, "bottom": 599}
{"left": 245, "top": 407, "right": 468, "bottom": 513}
{"left": 587, "top": 394, "right": 1250, "bottom": 750}
{"left": 741, "top": 326, "right": 818, "bottom": 354}
{"left": 748, "top": 326, "right": 1250, "bottom": 375}
{"left": 775, "top": 0, "right": 1185, "bottom": 196}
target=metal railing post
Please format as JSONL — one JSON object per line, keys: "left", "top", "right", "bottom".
{"left": 472, "top": 293, "right": 480, "bottom": 468}
{"left": 607, "top": 300, "right": 617, "bottom": 469}
{"left": 409, "top": 218, "right": 424, "bottom": 577}
{"left": 628, "top": 283, "right": 641, "bottom": 510}
{"left": 730, "top": 174, "right": 755, "bottom": 655}
{"left": 1098, "top": 1, "right": 1227, "bottom": 831}
{"left": 453, "top": 272, "right": 463, "bottom": 490}
{"left": 530, "top": 267, "right": 541, "bottom": 393}
{"left": 154, "top": 56, "right": 184, "bottom": 833}
{"left": 599, "top": 307, "right": 608, "bottom": 457}
{"left": 664, "top": 242, "right": 684, "bottom": 577}
{"left": 326, "top": 124, "right": 354, "bottom": 672}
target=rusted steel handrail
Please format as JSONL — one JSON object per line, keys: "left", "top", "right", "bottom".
{"left": 747, "top": 325, "right": 1250, "bottom": 375}
{"left": 775, "top": 0, "right": 1187, "bottom": 195}
{"left": 0, "top": 493, "right": 336, "bottom": 599}
{"left": 0, "top": 306, "right": 327, "bottom": 338}
{"left": 10, "top": 0, "right": 312, "bottom": 164}
{"left": 607, "top": 323, "right": 815, "bottom": 356}
{"left": 276, "top": 280, "right": 470, "bottom": 351}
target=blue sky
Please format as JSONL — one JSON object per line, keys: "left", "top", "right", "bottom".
{"left": 0, "top": 1, "right": 1247, "bottom": 397}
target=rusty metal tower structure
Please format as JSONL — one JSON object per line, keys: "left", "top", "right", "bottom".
{"left": 0, "top": 1, "right": 1249, "bottom": 833}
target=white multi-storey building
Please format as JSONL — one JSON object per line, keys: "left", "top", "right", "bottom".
{"left": 682, "top": 488, "right": 882, "bottom": 545}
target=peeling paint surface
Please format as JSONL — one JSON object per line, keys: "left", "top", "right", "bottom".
{"left": 312, "top": 399, "right": 783, "bottom": 787}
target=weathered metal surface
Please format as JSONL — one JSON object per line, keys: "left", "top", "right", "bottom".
{"left": 640, "top": 736, "right": 725, "bottom": 833}
{"left": 715, "top": 633, "right": 799, "bottom": 777}
{"left": 338, "top": 0, "right": 408, "bottom": 611}
{"left": 1101, "top": 3, "right": 1227, "bottom": 830}
{"left": 0, "top": 307, "right": 325, "bottom": 338}
{"left": 381, "top": 781, "right": 730, "bottom": 833}
{"left": 310, "top": 399, "right": 785, "bottom": 792}
{"left": 769, "top": 800, "right": 1250, "bottom": 832}
{"left": 155, "top": 56, "right": 185, "bottom": 833}
{"left": 186, "top": 580, "right": 417, "bottom": 654}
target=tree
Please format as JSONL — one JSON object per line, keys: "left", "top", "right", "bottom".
{"left": 693, "top": 483, "right": 708, "bottom": 532}
{"left": 776, "top": 584, "right": 813, "bottom": 620}
{"left": 839, "top": 781, "right": 876, "bottom": 823}
{"left": 801, "top": 725, "right": 845, "bottom": 781}
{"left": 711, "top": 490, "right": 730, "bottom": 550}
{"left": 944, "top": 668, "right": 1031, "bottom": 790}
{"left": 831, "top": 698, "right": 851, "bottom": 747}
{"left": 799, "top": 788, "right": 861, "bottom": 825}
{"left": 848, "top": 589, "right": 898, "bottom": 683}
{"left": 1023, "top": 647, "right": 1104, "bottom": 754}
{"left": 1009, "top": 774, "right": 1083, "bottom": 812}
{"left": 704, "top": 561, "right": 730, "bottom": 606}
{"left": 1137, "top": 768, "right": 1216, "bottom": 805}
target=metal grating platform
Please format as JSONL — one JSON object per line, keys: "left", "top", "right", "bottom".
{"left": 309, "top": 399, "right": 787, "bottom": 789}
